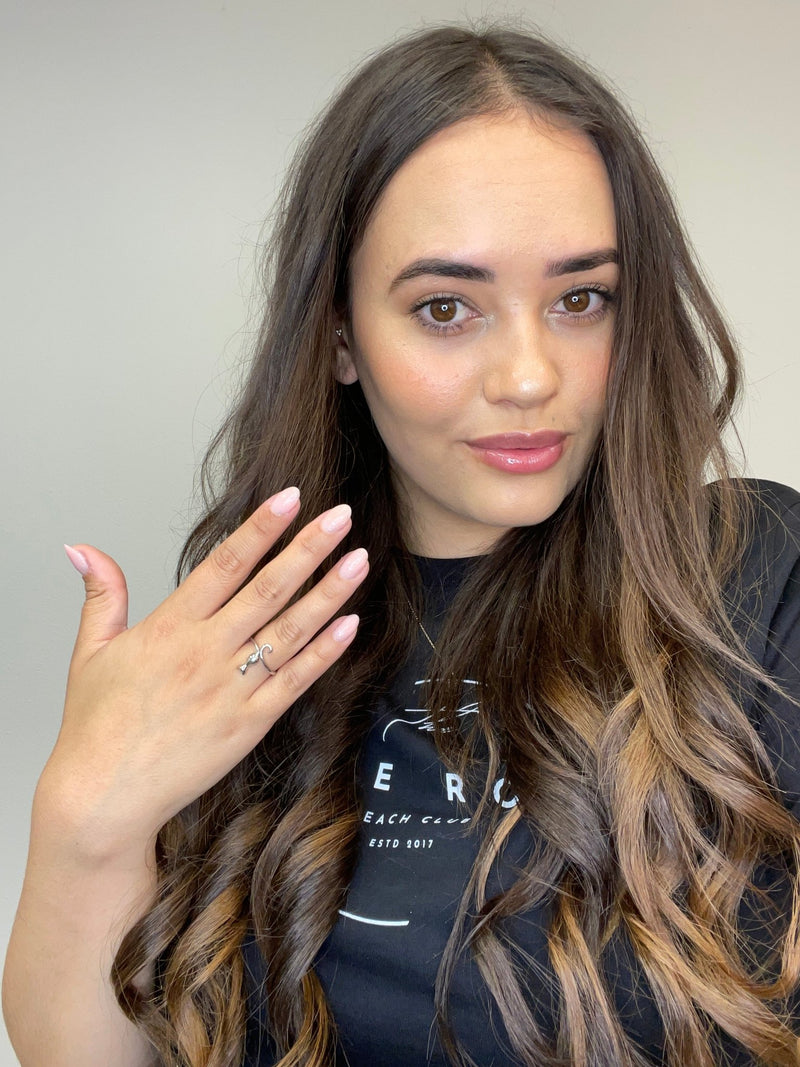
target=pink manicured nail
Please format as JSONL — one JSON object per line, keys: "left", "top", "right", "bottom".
{"left": 338, "top": 548, "right": 368, "bottom": 580}
{"left": 64, "top": 544, "right": 90, "bottom": 575}
{"left": 269, "top": 486, "right": 300, "bottom": 516}
{"left": 332, "top": 614, "right": 359, "bottom": 642}
{"left": 320, "top": 503, "right": 352, "bottom": 533}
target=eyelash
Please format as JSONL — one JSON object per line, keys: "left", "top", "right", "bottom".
{"left": 410, "top": 284, "right": 616, "bottom": 336}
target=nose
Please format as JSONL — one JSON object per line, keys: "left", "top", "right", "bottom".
{"left": 481, "top": 313, "right": 559, "bottom": 408}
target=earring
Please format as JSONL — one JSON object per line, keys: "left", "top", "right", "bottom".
{"left": 335, "top": 328, "right": 343, "bottom": 338}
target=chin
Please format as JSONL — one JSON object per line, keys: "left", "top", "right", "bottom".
{"left": 480, "top": 487, "right": 575, "bottom": 528}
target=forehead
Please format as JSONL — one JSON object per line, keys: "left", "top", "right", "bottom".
{"left": 352, "top": 110, "right": 616, "bottom": 277}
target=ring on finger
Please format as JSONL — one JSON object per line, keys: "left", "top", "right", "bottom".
{"left": 238, "top": 638, "right": 278, "bottom": 676}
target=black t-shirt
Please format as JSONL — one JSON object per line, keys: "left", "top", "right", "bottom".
{"left": 242, "top": 480, "right": 800, "bottom": 1066}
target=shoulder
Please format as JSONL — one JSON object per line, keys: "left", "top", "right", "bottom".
{"left": 717, "top": 480, "right": 800, "bottom": 807}
{"left": 726, "top": 477, "right": 800, "bottom": 564}
{"left": 715, "top": 479, "right": 800, "bottom": 658}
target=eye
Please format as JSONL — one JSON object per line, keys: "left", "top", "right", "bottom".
{"left": 552, "top": 285, "right": 615, "bottom": 323}
{"left": 563, "top": 291, "right": 592, "bottom": 313}
{"left": 429, "top": 299, "right": 458, "bottom": 323}
{"left": 411, "top": 293, "right": 477, "bottom": 335}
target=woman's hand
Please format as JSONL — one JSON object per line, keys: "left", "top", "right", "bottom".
{"left": 41, "top": 487, "right": 368, "bottom": 859}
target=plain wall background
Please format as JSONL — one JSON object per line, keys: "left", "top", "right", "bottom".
{"left": 1, "top": 0, "right": 797, "bottom": 1062}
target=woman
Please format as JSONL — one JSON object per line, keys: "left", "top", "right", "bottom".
{"left": 5, "top": 22, "right": 800, "bottom": 1067}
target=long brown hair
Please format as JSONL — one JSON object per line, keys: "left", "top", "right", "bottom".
{"left": 113, "top": 23, "right": 800, "bottom": 1066}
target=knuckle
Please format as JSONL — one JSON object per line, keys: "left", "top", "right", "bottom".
{"left": 172, "top": 647, "right": 205, "bottom": 685}
{"left": 274, "top": 612, "right": 304, "bottom": 646}
{"left": 210, "top": 541, "right": 244, "bottom": 579}
{"left": 313, "top": 641, "right": 335, "bottom": 669}
{"left": 277, "top": 662, "right": 304, "bottom": 696}
{"left": 305, "top": 640, "right": 331, "bottom": 674}
{"left": 251, "top": 569, "right": 284, "bottom": 606}
{"left": 297, "top": 532, "right": 321, "bottom": 561}
{"left": 149, "top": 612, "right": 179, "bottom": 643}
{"left": 318, "top": 576, "right": 342, "bottom": 603}
{"left": 248, "top": 507, "right": 275, "bottom": 542}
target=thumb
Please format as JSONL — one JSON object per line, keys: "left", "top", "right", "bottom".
{"left": 64, "top": 543, "right": 129, "bottom": 654}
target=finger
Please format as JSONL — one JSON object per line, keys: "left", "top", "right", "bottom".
{"left": 233, "top": 547, "right": 369, "bottom": 684}
{"left": 65, "top": 544, "right": 130, "bottom": 663}
{"left": 175, "top": 486, "right": 301, "bottom": 618}
{"left": 216, "top": 502, "right": 355, "bottom": 648}
{"left": 245, "top": 613, "right": 361, "bottom": 722}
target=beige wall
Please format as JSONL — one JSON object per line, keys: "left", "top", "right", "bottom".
{"left": 1, "top": 0, "right": 797, "bottom": 1061}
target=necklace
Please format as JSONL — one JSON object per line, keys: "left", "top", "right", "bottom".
{"left": 406, "top": 598, "right": 437, "bottom": 652}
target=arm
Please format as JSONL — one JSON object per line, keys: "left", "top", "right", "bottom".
{"left": 3, "top": 489, "right": 368, "bottom": 1066}
{"left": 3, "top": 783, "right": 158, "bottom": 1067}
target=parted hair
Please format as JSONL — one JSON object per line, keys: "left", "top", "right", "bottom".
{"left": 112, "top": 22, "right": 800, "bottom": 1067}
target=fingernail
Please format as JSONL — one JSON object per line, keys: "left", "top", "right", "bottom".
{"left": 269, "top": 486, "right": 300, "bottom": 516}
{"left": 338, "top": 547, "right": 368, "bottom": 580}
{"left": 332, "top": 614, "right": 359, "bottom": 642}
{"left": 320, "top": 503, "right": 351, "bottom": 533}
{"left": 64, "top": 544, "right": 90, "bottom": 575}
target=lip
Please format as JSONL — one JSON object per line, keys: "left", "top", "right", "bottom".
{"left": 467, "top": 431, "right": 567, "bottom": 449}
{"left": 466, "top": 431, "right": 567, "bottom": 474}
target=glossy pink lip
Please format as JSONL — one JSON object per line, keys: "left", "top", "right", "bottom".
{"left": 466, "top": 431, "right": 567, "bottom": 474}
{"left": 467, "top": 431, "right": 567, "bottom": 449}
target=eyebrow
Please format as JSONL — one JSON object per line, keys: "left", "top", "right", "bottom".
{"left": 545, "top": 248, "right": 618, "bottom": 277}
{"left": 388, "top": 248, "right": 618, "bottom": 291}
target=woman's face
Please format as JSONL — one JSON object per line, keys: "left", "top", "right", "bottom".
{"left": 337, "top": 109, "right": 618, "bottom": 557}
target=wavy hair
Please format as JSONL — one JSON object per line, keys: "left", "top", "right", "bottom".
{"left": 112, "top": 23, "right": 800, "bottom": 1067}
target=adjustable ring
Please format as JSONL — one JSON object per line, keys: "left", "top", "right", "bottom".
{"left": 238, "top": 639, "right": 277, "bottom": 676}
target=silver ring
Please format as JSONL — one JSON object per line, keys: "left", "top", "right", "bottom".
{"left": 238, "top": 639, "right": 277, "bottom": 676}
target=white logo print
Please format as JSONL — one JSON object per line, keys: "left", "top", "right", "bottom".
{"left": 381, "top": 679, "right": 480, "bottom": 741}
{"left": 337, "top": 678, "right": 517, "bottom": 930}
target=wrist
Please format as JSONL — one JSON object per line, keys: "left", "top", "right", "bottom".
{"left": 32, "top": 763, "right": 159, "bottom": 870}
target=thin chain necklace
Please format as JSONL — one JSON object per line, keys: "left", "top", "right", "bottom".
{"left": 406, "top": 598, "right": 437, "bottom": 652}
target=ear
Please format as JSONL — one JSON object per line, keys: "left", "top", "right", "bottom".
{"left": 333, "top": 324, "right": 359, "bottom": 385}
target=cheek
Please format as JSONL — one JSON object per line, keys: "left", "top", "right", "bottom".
{"left": 358, "top": 351, "right": 471, "bottom": 428}
{"left": 569, "top": 339, "right": 612, "bottom": 411}
{"left": 585, "top": 360, "right": 611, "bottom": 408}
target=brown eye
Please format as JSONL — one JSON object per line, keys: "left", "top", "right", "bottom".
{"left": 429, "top": 299, "right": 458, "bottom": 323}
{"left": 563, "top": 290, "right": 591, "bottom": 313}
